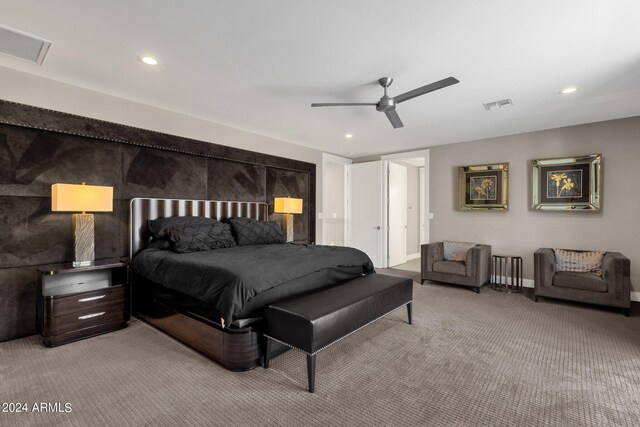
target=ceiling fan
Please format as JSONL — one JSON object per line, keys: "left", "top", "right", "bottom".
{"left": 311, "top": 76, "right": 459, "bottom": 129}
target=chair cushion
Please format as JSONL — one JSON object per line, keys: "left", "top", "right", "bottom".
{"left": 553, "top": 271, "right": 607, "bottom": 293}
{"left": 554, "top": 248, "right": 605, "bottom": 276}
{"left": 443, "top": 240, "right": 476, "bottom": 261}
{"left": 433, "top": 260, "right": 466, "bottom": 276}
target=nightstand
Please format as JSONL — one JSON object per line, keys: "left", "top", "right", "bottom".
{"left": 37, "top": 258, "right": 129, "bottom": 347}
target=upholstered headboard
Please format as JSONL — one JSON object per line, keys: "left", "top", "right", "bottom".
{"left": 129, "top": 197, "right": 269, "bottom": 258}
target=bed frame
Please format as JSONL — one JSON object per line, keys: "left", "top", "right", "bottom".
{"left": 130, "top": 197, "right": 271, "bottom": 371}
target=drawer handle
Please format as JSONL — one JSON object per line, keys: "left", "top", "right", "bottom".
{"left": 78, "top": 312, "right": 105, "bottom": 320}
{"left": 78, "top": 295, "right": 106, "bottom": 303}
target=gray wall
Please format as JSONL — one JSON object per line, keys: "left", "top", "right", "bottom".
{"left": 429, "top": 116, "right": 640, "bottom": 292}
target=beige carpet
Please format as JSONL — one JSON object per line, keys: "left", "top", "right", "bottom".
{"left": 2, "top": 271, "right": 640, "bottom": 427}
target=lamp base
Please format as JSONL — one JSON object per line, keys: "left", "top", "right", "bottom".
{"left": 72, "top": 260, "right": 94, "bottom": 267}
{"left": 72, "top": 213, "right": 95, "bottom": 267}
{"left": 281, "top": 213, "right": 294, "bottom": 242}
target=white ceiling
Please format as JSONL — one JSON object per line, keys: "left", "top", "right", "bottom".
{"left": 1, "top": 1, "right": 639, "bottom": 157}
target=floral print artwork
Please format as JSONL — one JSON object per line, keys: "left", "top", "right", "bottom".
{"left": 547, "top": 169, "right": 582, "bottom": 198}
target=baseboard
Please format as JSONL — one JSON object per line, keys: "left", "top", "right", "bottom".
{"left": 493, "top": 278, "right": 640, "bottom": 302}
{"left": 406, "top": 253, "right": 420, "bottom": 261}
{"left": 492, "top": 276, "right": 534, "bottom": 289}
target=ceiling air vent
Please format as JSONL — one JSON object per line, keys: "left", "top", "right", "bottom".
{"left": 483, "top": 98, "right": 514, "bottom": 111}
{"left": 0, "top": 25, "right": 52, "bottom": 65}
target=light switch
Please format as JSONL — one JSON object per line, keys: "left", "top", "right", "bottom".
{"left": 428, "top": 212, "right": 434, "bottom": 219}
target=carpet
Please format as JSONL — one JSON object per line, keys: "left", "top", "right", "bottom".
{"left": 2, "top": 270, "right": 640, "bottom": 426}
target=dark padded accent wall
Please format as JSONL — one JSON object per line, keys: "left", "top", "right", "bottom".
{"left": 122, "top": 145, "right": 209, "bottom": 199}
{"left": 207, "top": 159, "right": 266, "bottom": 202}
{"left": 0, "top": 100, "right": 316, "bottom": 342}
{"left": 266, "top": 168, "right": 311, "bottom": 242}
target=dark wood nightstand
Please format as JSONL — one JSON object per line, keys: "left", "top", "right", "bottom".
{"left": 37, "top": 258, "right": 129, "bottom": 347}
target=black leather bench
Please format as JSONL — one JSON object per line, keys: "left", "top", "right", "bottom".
{"left": 263, "top": 273, "right": 413, "bottom": 392}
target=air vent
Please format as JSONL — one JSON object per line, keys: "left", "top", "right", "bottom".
{"left": 483, "top": 98, "right": 514, "bottom": 111}
{"left": 0, "top": 25, "right": 52, "bottom": 65}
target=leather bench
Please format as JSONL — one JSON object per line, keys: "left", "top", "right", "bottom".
{"left": 263, "top": 273, "right": 413, "bottom": 392}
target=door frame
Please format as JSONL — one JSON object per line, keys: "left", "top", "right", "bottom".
{"left": 380, "top": 149, "right": 430, "bottom": 268}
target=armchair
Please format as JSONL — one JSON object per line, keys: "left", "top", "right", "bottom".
{"left": 534, "top": 248, "right": 630, "bottom": 316}
{"left": 421, "top": 242, "right": 491, "bottom": 293}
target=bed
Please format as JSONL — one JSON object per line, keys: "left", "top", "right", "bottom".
{"left": 130, "top": 197, "right": 374, "bottom": 371}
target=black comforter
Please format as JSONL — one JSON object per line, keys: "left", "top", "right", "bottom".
{"left": 132, "top": 243, "right": 374, "bottom": 326}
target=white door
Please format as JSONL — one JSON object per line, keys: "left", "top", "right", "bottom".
{"left": 347, "top": 161, "right": 384, "bottom": 267}
{"left": 388, "top": 162, "right": 407, "bottom": 267}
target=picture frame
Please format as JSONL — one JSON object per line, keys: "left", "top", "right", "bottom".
{"left": 457, "top": 163, "right": 509, "bottom": 211}
{"left": 531, "top": 154, "right": 601, "bottom": 211}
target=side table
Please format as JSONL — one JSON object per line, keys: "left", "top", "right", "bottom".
{"left": 491, "top": 255, "right": 523, "bottom": 293}
{"left": 37, "top": 258, "right": 129, "bottom": 347}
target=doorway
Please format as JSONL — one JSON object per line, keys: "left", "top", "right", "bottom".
{"left": 382, "top": 150, "right": 428, "bottom": 272}
{"left": 344, "top": 149, "right": 429, "bottom": 269}
{"left": 388, "top": 161, "right": 407, "bottom": 267}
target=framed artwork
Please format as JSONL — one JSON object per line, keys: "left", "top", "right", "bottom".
{"left": 457, "top": 163, "right": 509, "bottom": 211}
{"left": 531, "top": 154, "right": 601, "bottom": 211}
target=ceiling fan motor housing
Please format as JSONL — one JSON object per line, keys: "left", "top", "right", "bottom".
{"left": 376, "top": 96, "right": 396, "bottom": 112}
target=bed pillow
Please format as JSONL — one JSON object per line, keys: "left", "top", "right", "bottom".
{"left": 228, "top": 217, "right": 285, "bottom": 246}
{"left": 443, "top": 240, "right": 476, "bottom": 262}
{"left": 168, "top": 223, "right": 236, "bottom": 253}
{"left": 148, "top": 216, "right": 221, "bottom": 240}
{"left": 554, "top": 248, "right": 605, "bottom": 276}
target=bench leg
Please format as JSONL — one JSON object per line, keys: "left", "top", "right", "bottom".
{"left": 407, "top": 302, "right": 412, "bottom": 325}
{"left": 307, "top": 353, "right": 316, "bottom": 393}
{"left": 264, "top": 337, "right": 272, "bottom": 369}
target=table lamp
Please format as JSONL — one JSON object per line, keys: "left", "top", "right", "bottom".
{"left": 51, "top": 182, "right": 113, "bottom": 267}
{"left": 274, "top": 197, "right": 303, "bottom": 242}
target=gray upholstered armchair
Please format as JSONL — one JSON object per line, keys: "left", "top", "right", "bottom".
{"left": 534, "top": 248, "right": 631, "bottom": 316}
{"left": 420, "top": 242, "right": 491, "bottom": 293}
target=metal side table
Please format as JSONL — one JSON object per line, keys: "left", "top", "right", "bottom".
{"left": 491, "top": 255, "right": 523, "bottom": 293}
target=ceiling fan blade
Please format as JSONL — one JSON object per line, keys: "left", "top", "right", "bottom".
{"left": 311, "top": 103, "right": 377, "bottom": 107}
{"left": 385, "top": 109, "right": 404, "bottom": 129}
{"left": 394, "top": 77, "right": 459, "bottom": 104}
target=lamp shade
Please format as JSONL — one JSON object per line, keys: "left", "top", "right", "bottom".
{"left": 274, "top": 197, "right": 303, "bottom": 214}
{"left": 51, "top": 183, "right": 113, "bottom": 212}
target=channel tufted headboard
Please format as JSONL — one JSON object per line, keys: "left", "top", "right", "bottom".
{"left": 129, "top": 197, "right": 268, "bottom": 258}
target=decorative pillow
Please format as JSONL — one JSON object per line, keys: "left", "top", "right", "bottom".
{"left": 228, "top": 217, "right": 285, "bottom": 246}
{"left": 148, "top": 216, "right": 222, "bottom": 240}
{"left": 443, "top": 240, "right": 476, "bottom": 262}
{"left": 554, "top": 248, "right": 605, "bottom": 276}
{"left": 168, "top": 223, "right": 236, "bottom": 253}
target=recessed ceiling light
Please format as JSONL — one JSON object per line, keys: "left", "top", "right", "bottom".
{"left": 345, "top": 134, "right": 353, "bottom": 139}
{"left": 140, "top": 56, "right": 158, "bottom": 66}
{"left": 560, "top": 87, "right": 577, "bottom": 94}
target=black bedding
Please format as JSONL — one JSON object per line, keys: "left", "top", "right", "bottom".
{"left": 132, "top": 243, "right": 374, "bottom": 326}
